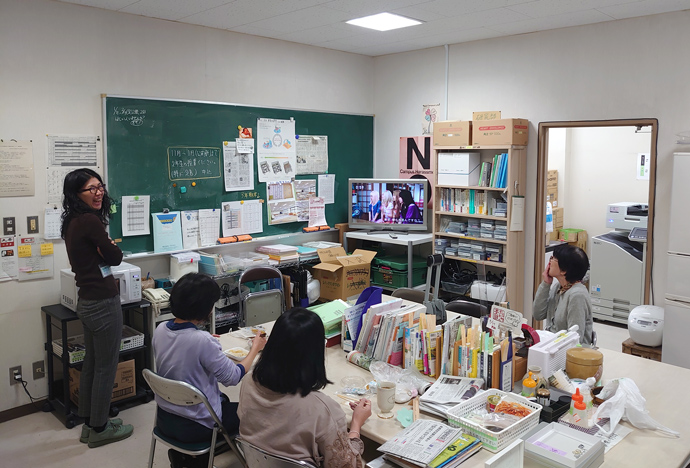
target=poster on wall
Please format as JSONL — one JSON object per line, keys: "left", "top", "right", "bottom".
{"left": 399, "top": 136, "right": 435, "bottom": 210}
{"left": 422, "top": 104, "right": 440, "bottom": 135}
{"left": 257, "top": 118, "right": 297, "bottom": 182}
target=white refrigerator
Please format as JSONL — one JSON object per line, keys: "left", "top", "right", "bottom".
{"left": 662, "top": 152, "right": 690, "bottom": 368}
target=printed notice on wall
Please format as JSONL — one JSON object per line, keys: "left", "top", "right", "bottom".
{"left": 294, "top": 179, "right": 317, "bottom": 222}
{"left": 17, "top": 236, "right": 54, "bottom": 282}
{"left": 46, "top": 134, "right": 100, "bottom": 204}
{"left": 223, "top": 140, "right": 254, "bottom": 191}
{"left": 295, "top": 135, "right": 328, "bottom": 174}
{"left": 0, "top": 236, "right": 18, "bottom": 281}
{"left": 44, "top": 207, "right": 63, "bottom": 240}
{"left": 198, "top": 209, "right": 221, "bottom": 247}
{"left": 121, "top": 195, "right": 151, "bottom": 237}
{"left": 221, "top": 200, "right": 263, "bottom": 237}
{"left": 308, "top": 197, "right": 327, "bottom": 227}
{"left": 0, "top": 140, "right": 34, "bottom": 197}
{"left": 257, "top": 118, "right": 297, "bottom": 183}
{"left": 181, "top": 210, "right": 200, "bottom": 250}
{"left": 318, "top": 174, "right": 335, "bottom": 204}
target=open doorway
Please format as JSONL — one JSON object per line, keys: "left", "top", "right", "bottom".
{"left": 534, "top": 119, "right": 658, "bottom": 329}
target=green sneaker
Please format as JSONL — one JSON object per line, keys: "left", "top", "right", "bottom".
{"left": 87, "top": 421, "right": 133, "bottom": 448}
{"left": 80, "top": 418, "right": 123, "bottom": 443}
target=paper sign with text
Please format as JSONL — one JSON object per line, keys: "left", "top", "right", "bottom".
{"left": 489, "top": 305, "right": 524, "bottom": 335}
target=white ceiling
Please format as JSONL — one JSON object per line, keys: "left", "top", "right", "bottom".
{"left": 56, "top": 0, "right": 690, "bottom": 56}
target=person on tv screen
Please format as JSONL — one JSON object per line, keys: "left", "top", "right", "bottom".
{"left": 382, "top": 190, "right": 394, "bottom": 223}
{"left": 400, "top": 189, "right": 422, "bottom": 223}
{"left": 369, "top": 190, "right": 381, "bottom": 222}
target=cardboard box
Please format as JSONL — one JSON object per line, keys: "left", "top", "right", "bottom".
{"left": 546, "top": 188, "right": 558, "bottom": 207}
{"left": 553, "top": 207, "right": 564, "bottom": 229}
{"left": 513, "top": 354, "right": 527, "bottom": 384}
{"left": 69, "top": 359, "right": 136, "bottom": 406}
{"left": 334, "top": 223, "right": 352, "bottom": 246}
{"left": 571, "top": 230, "right": 588, "bottom": 253}
{"left": 433, "top": 120, "right": 472, "bottom": 146}
{"left": 547, "top": 170, "right": 558, "bottom": 188}
{"left": 437, "top": 152, "right": 481, "bottom": 186}
{"left": 312, "top": 247, "right": 377, "bottom": 301}
{"left": 472, "top": 118, "right": 529, "bottom": 146}
{"left": 547, "top": 229, "right": 560, "bottom": 242}
{"left": 559, "top": 228, "right": 583, "bottom": 243}
{"left": 473, "top": 111, "right": 501, "bottom": 121}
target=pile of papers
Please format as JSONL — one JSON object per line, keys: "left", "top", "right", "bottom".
{"left": 378, "top": 419, "right": 481, "bottom": 468}
{"left": 256, "top": 244, "right": 299, "bottom": 263}
{"left": 419, "top": 375, "right": 484, "bottom": 418}
{"left": 308, "top": 299, "right": 348, "bottom": 338}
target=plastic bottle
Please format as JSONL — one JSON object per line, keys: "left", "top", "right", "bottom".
{"left": 572, "top": 399, "right": 588, "bottom": 427}
{"left": 569, "top": 387, "right": 584, "bottom": 415}
{"left": 521, "top": 371, "right": 537, "bottom": 398}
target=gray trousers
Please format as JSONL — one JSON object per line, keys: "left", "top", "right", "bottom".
{"left": 76, "top": 295, "right": 123, "bottom": 427}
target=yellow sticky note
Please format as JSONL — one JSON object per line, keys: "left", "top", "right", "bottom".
{"left": 41, "top": 243, "right": 54, "bottom": 256}
{"left": 18, "top": 245, "right": 32, "bottom": 258}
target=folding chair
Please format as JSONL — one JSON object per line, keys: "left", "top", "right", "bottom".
{"left": 235, "top": 438, "right": 318, "bottom": 468}
{"left": 390, "top": 287, "right": 426, "bottom": 304}
{"left": 239, "top": 266, "right": 284, "bottom": 327}
{"left": 142, "top": 369, "right": 246, "bottom": 468}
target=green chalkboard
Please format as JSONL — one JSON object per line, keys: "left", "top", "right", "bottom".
{"left": 104, "top": 96, "right": 373, "bottom": 254}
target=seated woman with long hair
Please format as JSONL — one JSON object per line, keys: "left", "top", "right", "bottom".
{"left": 238, "top": 308, "right": 371, "bottom": 467}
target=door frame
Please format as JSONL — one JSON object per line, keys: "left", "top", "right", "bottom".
{"left": 534, "top": 119, "right": 658, "bottom": 304}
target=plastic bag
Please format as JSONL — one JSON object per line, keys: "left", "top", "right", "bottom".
{"left": 591, "top": 378, "right": 679, "bottom": 437}
{"left": 369, "top": 361, "right": 429, "bottom": 403}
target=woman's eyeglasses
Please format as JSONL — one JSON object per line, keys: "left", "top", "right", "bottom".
{"left": 80, "top": 184, "right": 106, "bottom": 194}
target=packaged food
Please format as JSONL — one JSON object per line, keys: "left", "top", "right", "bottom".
{"left": 224, "top": 347, "right": 249, "bottom": 361}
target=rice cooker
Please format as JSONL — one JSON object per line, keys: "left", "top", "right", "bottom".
{"left": 628, "top": 305, "right": 664, "bottom": 347}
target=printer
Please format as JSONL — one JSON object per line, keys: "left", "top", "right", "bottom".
{"left": 590, "top": 202, "right": 649, "bottom": 325}
{"left": 606, "top": 202, "right": 648, "bottom": 230}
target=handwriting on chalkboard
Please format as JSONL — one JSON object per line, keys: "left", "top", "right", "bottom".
{"left": 113, "top": 107, "right": 146, "bottom": 126}
{"left": 167, "top": 146, "right": 222, "bottom": 180}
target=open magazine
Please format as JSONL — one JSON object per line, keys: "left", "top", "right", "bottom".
{"left": 419, "top": 375, "right": 484, "bottom": 417}
{"left": 378, "top": 419, "right": 481, "bottom": 468}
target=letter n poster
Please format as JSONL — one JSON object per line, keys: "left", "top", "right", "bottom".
{"left": 399, "top": 136, "right": 435, "bottom": 210}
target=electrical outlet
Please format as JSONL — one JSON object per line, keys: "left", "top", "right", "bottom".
{"left": 32, "top": 361, "right": 45, "bottom": 380}
{"left": 9, "top": 365, "right": 22, "bottom": 386}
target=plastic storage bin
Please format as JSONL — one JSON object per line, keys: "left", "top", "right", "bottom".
{"left": 446, "top": 389, "right": 542, "bottom": 452}
{"left": 371, "top": 255, "right": 426, "bottom": 288}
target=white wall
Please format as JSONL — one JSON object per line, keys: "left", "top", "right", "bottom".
{"left": 566, "top": 127, "right": 651, "bottom": 239}
{"left": 373, "top": 11, "right": 690, "bottom": 318}
{"left": 0, "top": 0, "right": 373, "bottom": 412}
{"left": 547, "top": 128, "right": 567, "bottom": 210}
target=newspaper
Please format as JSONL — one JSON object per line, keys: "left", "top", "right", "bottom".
{"left": 378, "top": 420, "right": 462, "bottom": 467}
{"left": 419, "top": 375, "right": 484, "bottom": 417}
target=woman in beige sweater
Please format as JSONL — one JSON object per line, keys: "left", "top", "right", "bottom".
{"left": 238, "top": 308, "right": 371, "bottom": 467}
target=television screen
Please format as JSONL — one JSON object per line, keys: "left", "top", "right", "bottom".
{"left": 349, "top": 178, "right": 427, "bottom": 231}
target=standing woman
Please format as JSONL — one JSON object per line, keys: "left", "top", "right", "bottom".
{"left": 61, "top": 168, "right": 134, "bottom": 448}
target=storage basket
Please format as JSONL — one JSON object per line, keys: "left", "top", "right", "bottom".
{"left": 53, "top": 325, "right": 145, "bottom": 363}
{"left": 372, "top": 265, "right": 425, "bottom": 288}
{"left": 446, "top": 389, "right": 542, "bottom": 452}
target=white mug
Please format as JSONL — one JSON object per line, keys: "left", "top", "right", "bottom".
{"left": 377, "top": 381, "right": 396, "bottom": 417}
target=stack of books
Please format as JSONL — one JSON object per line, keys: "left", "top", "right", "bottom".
{"left": 308, "top": 299, "right": 349, "bottom": 340}
{"left": 378, "top": 420, "right": 481, "bottom": 468}
{"left": 256, "top": 244, "right": 299, "bottom": 264}
{"left": 296, "top": 245, "right": 318, "bottom": 261}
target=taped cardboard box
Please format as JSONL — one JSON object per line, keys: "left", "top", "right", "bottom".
{"left": 69, "top": 359, "right": 135, "bottom": 406}
{"left": 433, "top": 120, "right": 472, "bottom": 146}
{"left": 553, "top": 207, "right": 564, "bottom": 229}
{"left": 547, "top": 170, "right": 558, "bottom": 188}
{"left": 472, "top": 118, "right": 529, "bottom": 146}
{"left": 312, "top": 247, "right": 377, "bottom": 301}
{"left": 546, "top": 188, "right": 558, "bottom": 207}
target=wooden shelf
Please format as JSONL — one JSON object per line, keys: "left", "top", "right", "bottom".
{"left": 433, "top": 145, "right": 526, "bottom": 151}
{"left": 443, "top": 255, "right": 507, "bottom": 268}
{"left": 434, "top": 232, "right": 507, "bottom": 245}
{"left": 436, "top": 184, "right": 507, "bottom": 192}
{"left": 435, "top": 211, "right": 507, "bottom": 221}
{"left": 432, "top": 143, "right": 527, "bottom": 311}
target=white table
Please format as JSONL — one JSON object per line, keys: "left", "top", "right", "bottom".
{"left": 219, "top": 324, "right": 690, "bottom": 467}
{"left": 343, "top": 231, "right": 433, "bottom": 289}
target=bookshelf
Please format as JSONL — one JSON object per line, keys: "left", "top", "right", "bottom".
{"left": 433, "top": 145, "right": 526, "bottom": 311}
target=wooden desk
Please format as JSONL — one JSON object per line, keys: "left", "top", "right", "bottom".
{"left": 218, "top": 326, "right": 690, "bottom": 467}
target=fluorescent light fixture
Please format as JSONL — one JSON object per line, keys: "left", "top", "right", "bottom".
{"left": 346, "top": 12, "right": 421, "bottom": 32}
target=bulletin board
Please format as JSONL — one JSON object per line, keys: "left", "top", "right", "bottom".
{"left": 103, "top": 96, "right": 374, "bottom": 255}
